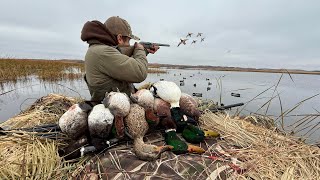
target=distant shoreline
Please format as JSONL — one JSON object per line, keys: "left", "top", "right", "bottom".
{"left": 2, "top": 58, "right": 319, "bottom": 75}
{"left": 149, "top": 63, "right": 320, "bottom": 75}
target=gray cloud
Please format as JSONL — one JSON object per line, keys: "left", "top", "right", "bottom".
{"left": 0, "top": 0, "right": 319, "bottom": 70}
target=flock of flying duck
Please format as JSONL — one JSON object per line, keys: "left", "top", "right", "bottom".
{"left": 177, "top": 32, "right": 205, "bottom": 47}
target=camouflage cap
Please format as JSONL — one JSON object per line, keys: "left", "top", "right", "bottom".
{"left": 104, "top": 16, "right": 140, "bottom": 41}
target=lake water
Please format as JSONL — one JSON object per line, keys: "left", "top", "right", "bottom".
{"left": 0, "top": 69, "right": 319, "bottom": 144}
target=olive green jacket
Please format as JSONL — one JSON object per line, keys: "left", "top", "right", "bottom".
{"left": 84, "top": 44, "right": 148, "bottom": 102}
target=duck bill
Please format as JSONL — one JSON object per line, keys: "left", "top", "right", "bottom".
{"left": 156, "top": 145, "right": 174, "bottom": 153}
{"left": 204, "top": 130, "right": 220, "bottom": 138}
{"left": 187, "top": 144, "right": 205, "bottom": 154}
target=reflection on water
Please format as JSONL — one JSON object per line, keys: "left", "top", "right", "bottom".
{"left": 0, "top": 69, "right": 319, "bottom": 144}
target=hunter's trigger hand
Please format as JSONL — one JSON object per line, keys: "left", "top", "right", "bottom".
{"left": 147, "top": 45, "right": 160, "bottom": 54}
{"left": 134, "top": 42, "right": 144, "bottom": 49}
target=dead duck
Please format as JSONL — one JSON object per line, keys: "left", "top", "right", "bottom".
{"left": 88, "top": 104, "right": 114, "bottom": 139}
{"left": 179, "top": 93, "right": 201, "bottom": 121}
{"left": 58, "top": 102, "right": 93, "bottom": 140}
{"left": 103, "top": 92, "right": 130, "bottom": 139}
{"left": 130, "top": 89, "right": 159, "bottom": 126}
{"left": 125, "top": 104, "right": 173, "bottom": 161}
{"left": 150, "top": 81, "right": 189, "bottom": 132}
{"left": 153, "top": 98, "right": 205, "bottom": 154}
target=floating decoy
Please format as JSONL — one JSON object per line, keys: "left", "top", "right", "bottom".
{"left": 191, "top": 40, "right": 197, "bottom": 44}
{"left": 196, "top": 33, "right": 203, "bottom": 37}
{"left": 177, "top": 38, "right": 188, "bottom": 47}
{"left": 193, "top": 83, "right": 196, "bottom": 87}
{"left": 186, "top": 32, "right": 193, "bottom": 38}
{"left": 183, "top": 77, "right": 186, "bottom": 80}
{"left": 160, "top": 78, "right": 164, "bottom": 81}
{"left": 180, "top": 82, "right": 185, "bottom": 86}
{"left": 207, "top": 87, "right": 211, "bottom": 91}
{"left": 201, "top": 38, "right": 205, "bottom": 42}
{"left": 179, "top": 80, "right": 184, "bottom": 83}
{"left": 231, "top": 93, "right": 240, "bottom": 97}
{"left": 208, "top": 82, "right": 212, "bottom": 85}
{"left": 192, "top": 93, "right": 202, "bottom": 97}
{"left": 206, "top": 78, "right": 209, "bottom": 81}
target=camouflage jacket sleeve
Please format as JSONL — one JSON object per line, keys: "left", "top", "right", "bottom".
{"left": 97, "top": 46, "right": 148, "bottom": 83}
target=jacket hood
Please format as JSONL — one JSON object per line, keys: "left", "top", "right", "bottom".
{"left": 81, "top": 20, "right": 118, "bottom": 46}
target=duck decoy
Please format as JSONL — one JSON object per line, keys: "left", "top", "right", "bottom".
{"left": 193, "top": 83, "right": 196, "bottom": 87}
{"left": 231, "top": 93, "right": 241, "bottom": 97}
{"left": 180, "top": 82, "right": 185, "bottom": 86}
{"left": 183, "top": 77, "right": 186, "bottom": 80}
{"left": 179, "top": 80, "right": 184, "bottom": 83}
{"left": 207, "top": 87, "right": 211, "bottom": 91}
{"left": 208, "top": 82, "right": 212, "bottom": 85}
{"left": 160, "top": 78, "right": 164, "bottom": 81}
{"left": 192, "top": 93, "right": 202, "bottom": 97}
{"left": 206, "top": 78, "right": 210, "bottom": 81}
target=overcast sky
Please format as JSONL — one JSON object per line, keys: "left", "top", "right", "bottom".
{"left": 0, "top": 0, "right": 319, "bottom": 70}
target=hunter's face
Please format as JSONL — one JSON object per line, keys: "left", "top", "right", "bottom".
{"left": 117, "top": 35, "right": 131, "bottom": 46}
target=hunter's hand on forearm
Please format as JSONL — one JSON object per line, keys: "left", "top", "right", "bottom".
{"left": 146, "top": 45, "right": 160, "bottom": 54}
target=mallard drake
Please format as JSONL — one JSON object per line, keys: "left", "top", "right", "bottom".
{"left": 179, "top": 93, "right": 201, "bottom": 121}
{"left": 88, "top": 104, "right": 114, "bottom": 139}
{"left": 130, "top": 89, "right": 159, "bottom": 126}
{"left": 165, "top": 129, "right": 205, "bottom": 154}
{"left": 153, "top": 98, "right": 205, "bottom": 153}
{"left": 124, "top": 104, "right": 173, "bottom": 161}
{"left": 59, "top": 102, "right": 93, "bottom": 139}
{"left": 103, "top": 92, "right": 130, "bottom": 139}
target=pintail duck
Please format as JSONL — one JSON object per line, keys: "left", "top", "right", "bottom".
{"left": 177, "top": 38, "right": 188, "bottom": 47}
{"left": 103, "top": 92, "right": 130, "bottom": 139}
{"left": 125, "top": 104, "right": 173, "bottom": 161}
{"left": 131, "top": 89, "right": 159, "bottom": 126}
{"left": 196, "top": 32, "right": 203, "bottom": 37}
{"left": 186, "top": 32, "right": 193, "bottom": 38}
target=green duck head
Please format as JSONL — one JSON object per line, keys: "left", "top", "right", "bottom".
{"left": 164, "top": 129, "right": 188, "bottom": 154}
{"left": 170, "top": 107, "right": 187, "bottom": 132}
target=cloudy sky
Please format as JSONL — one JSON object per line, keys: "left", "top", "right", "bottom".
{"left": 0, "top": 0, "right": 319, "bottom": 70}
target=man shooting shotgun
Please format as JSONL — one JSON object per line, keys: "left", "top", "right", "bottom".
{"left": 81, "top": 16, "right": 168, "bottom": 102}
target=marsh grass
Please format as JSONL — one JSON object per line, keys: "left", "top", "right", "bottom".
{"left": 0, "top": 58, "right": 166, "bottom": 87}
{"left": 0, "top": 58, "right": 84, "bottom": 83}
